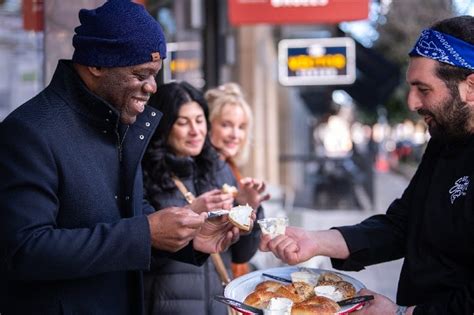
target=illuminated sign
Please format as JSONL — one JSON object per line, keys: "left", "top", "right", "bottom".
{"left": 278, "top": 37, "right": 356, "bottom": 86}
{"left": 228, "top": 0, "right": 369, "bottom": 25}
{"left": 164, "top": 42, "right": 204, "bottom": 88}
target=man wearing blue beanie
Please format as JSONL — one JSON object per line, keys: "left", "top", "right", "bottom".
{"left": 0, "top": 1, "right": 240, "bottom": 314}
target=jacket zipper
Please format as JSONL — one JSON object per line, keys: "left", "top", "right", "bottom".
{"left": 116, "top": 125, "right": 130, "bottom": 162}
{"left": 115, "top": 129, "right": 123, "bottom": 162}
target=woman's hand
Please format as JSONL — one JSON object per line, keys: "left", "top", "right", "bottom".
{"left": 235, "top": 177, "right": 270, "bottom": 210}
{"left": 190, "top": 189, "right": 234, "bottom": 214}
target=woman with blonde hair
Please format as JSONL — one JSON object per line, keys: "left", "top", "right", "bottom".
{"left": 205, "top": 83, "right": 253, "bottom": 177}
{"left": 205, "top": 83, "right": 268, "bottom": 277}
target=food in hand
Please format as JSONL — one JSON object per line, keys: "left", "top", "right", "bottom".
{"left": 257, "top": 217, "right": 288, "bottom": 239}
{"left": 228, "top": 204, "right": 253, "bottom": 231}
{"left": 222, "top": 183, "right": 238, "bottom": 197}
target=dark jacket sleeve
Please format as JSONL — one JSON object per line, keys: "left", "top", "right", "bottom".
{"left": 151, "top": 243, "right": 209, "bottom": 267}
{"left": 331, "top": 141, "right": 439, "bottom": 271}
{"left": 0, "top": 119, "right": 151, "bottom": 281}
{"left": 412, "top": 282, "right": 474, "bottom": 315}
{"left": 145, "top": 186, "right": 209, "bottom": 268}
{"left": 330, "top": 197, "right": 410, "bottom": 271}
{"left": 142, "top": 197, "right": 156, "bottom": 215}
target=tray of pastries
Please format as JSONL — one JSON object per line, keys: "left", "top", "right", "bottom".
{"left": 224, "top": 266, "right": 366, "bottom": 314}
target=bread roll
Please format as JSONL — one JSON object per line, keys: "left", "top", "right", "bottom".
{"left": 222, "top": 183, "right": 238, "bottom": 197}
{"left": 317, "top": 272, "right": 343, "bottom": 286}
{"left": 292, "top": 282, "right": 315, "bottom": 300}
{"left": 291, "top": 296, "right": 340, "bottom": 315}
{"left": 244, "top": 290, "right": 283, "bottom": 308}
{"left": 255, "top": 280, "right": 284, "bottom": 292}
{"left": 275, "top": 285, "right": 305, "bottom": 303}
{"left": 335, "top": 280, "right": 356, "bottom": 299}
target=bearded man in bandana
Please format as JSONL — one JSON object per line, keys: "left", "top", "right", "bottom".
{"left": 260, "top": 15, "right": 474, "bottom": 315}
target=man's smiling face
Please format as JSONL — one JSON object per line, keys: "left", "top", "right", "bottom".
{"left": 93, "top": 60, "right": 162, "bottom": 124}
{"left": 406, "top": 57, "right": 470, "bottom": 141}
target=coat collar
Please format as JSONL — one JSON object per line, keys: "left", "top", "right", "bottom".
{"left": 49, "top": 60, "right": 122, "bottom": 128}
{"left": 48, "top": 60, "right": 162, "bottom": 136}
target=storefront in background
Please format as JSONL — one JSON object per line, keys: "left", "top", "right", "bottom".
{"left": 0, "top": 0, "right": 43, "bottom": 121}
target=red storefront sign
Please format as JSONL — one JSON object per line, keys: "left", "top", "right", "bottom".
{"left": 228, "top": 0, "right": 369, "bottom": 25}
{"left": 22, "top": 0, "right": 44, "bottom": 32}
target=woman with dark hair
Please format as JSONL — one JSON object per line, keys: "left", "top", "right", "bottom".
{"left": 142, "top": 81, "right": 266, "bottom": 315}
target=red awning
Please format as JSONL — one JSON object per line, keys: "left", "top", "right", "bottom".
{"left": 228, "top": 0, "right": 369, "bottom": 26}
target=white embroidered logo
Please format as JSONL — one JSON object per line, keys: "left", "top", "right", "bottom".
{"left": 448, "top": 176, "right": 470, "bottom": 204}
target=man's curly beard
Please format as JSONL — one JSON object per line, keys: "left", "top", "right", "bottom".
{"left": 418, "top": 88, "right": 471, "bottom": 142}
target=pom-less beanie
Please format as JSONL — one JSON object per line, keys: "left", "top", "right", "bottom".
{"left": 72, "top": 0, "right": 166, "bottom": 67}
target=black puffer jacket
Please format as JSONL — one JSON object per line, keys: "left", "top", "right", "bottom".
{"left": 144, "top": 154, "right": 263, "bottom": 315}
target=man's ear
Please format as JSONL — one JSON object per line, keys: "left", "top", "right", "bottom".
{"left": 466, "top": 73, "right": 474, "bottom": 103}
{"left": 87, "top": 66, "right": 103, "bottom": 77}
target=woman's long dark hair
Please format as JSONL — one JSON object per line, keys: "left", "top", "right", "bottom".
{"left": 142, "top": 81, "right": 218, "bottom": 197}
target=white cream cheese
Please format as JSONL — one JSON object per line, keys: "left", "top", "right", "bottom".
{"left": 290, "top": 271, "right": 319, "bottom": 286}
{"left": 314, "top": 285, "right": 343, "bottom": 302}
{"left": 257, "top": 217, "right": 288, "bottom": 238}
{"left": 264, "top": 297, "right": 293, "bottom": 315}
{"left": 229, "top": 205, "right": 253, "bottom": 227}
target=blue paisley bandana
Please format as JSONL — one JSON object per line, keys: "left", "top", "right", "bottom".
{"left": 409, "top": 29, "right": 474, "bottom": 70}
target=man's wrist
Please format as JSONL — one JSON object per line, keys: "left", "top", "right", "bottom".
{"left": 396, "top": 305, "right": 408, "bottom": 315}
{"left": 310, "top": 230, "right": 321, "bottom": 257}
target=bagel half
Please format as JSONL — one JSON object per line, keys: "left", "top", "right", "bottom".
{"left": 228, "top": 204, "right": 253, "bottom": 231}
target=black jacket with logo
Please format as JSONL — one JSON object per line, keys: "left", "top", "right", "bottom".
{"left": 333, "top": 137, "right": 474, "bottom": 314}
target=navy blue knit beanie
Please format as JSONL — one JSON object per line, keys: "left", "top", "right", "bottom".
{"left": 72, "top": 0, "right": 166, "bottom": 67}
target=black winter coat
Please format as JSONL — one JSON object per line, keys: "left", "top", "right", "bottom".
{"left": 144, "top": 154, "right": 263, "bottom": 315}
{"left": 0, "top": 60, "right": 203, "bottom": 315}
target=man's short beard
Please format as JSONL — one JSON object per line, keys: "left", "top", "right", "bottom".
{"left": 426, "top": 88, "right": 471, "bottom": 142}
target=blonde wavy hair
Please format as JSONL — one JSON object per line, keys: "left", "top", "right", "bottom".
{"left": 205, "top": 82, "right": 253, "bottom": 166}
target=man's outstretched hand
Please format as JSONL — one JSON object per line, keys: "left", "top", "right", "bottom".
{"left": 259, "top": 226, "right": 318, "bottom": 265}
{"left": 259, "top": 227, "right": 350, "bottom": 265}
